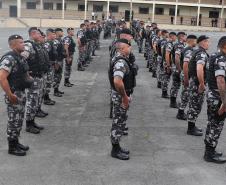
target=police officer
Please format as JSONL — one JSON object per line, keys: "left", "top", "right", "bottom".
{"left": 161, "top": 32, "right": 177, "bottom": 98}
{"left": 204, "top": 36, "right": 226, "bottom": 163}
{"left": 43, "top": 28, "right": 57, "bottom": 103}
{"left": 92, "top": 23, "right": 99, "bottom": 57}
{"left": 156, "top": 30, "right": 168, "bottom": 88}
{"left": 169, "top": 32, "right": 186, "bottom": 108}
{"left": 187, "top": 35, "right": 209, "bottom": 136}
{"left": 85, "top": 21, "right": 93, "bottom": 63}
{"left": 109, "top": 38, "right": 138, "bottom": 160}
{"left": 152, "top": 29, "right": 161, "bottom": 78}
{"left": 144, "top": 25, "right": 151, "bottom": 61}
{"left": 138, "top": 21, "right": 145, "bottom": 53}
{"left": 77, "top": 23, "right": 87, "bottom": 71}
{"left": 53, "top": 28, "right": 65, "bottom": 97}
{"left": 176, "top": 35, "right": 197, "bottom": 120}
{"left": 63, "top": 27, "right": 76, "bottom": 87}
{"left": 0, "top": 35, "right": 32, "bottom": 156}
{"left": 22, "top": 27, "right": 46, "bottom": 134}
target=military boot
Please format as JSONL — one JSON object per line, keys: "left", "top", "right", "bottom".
{"left": 152, "top": 71, "right": 157, "bottom": 78}
{"left": 82, "top": 61, "right": 88, "bottom": 67}
{"left": 157, "top": 81, "right": 161, "bottom": 89}
{"left": 170, "top": 97, "right": 178, "bottom": 108}
{"left": 54, "top": 88, "right": 63, "bottom": 97}
{"left": 64, "top": 78, "right": 73, "bottom": 87}
{"left": 16, "top": 139, "right": 29, "bottom": 151}
{"left": 111, "top": 144, "right": 129, "bottom": 160}
{"left": 44, "top": 93, "right": 55, "bottom": 105}
{"left": 162, "top": 90, "right": 169, "bottom": 99}
{"left": 187, "top": 122, "right": 203, "bottom": 136}
{"left": 8, "top": 139, "right": 26, "bottom": 156}
{"left": 77, "top": 63, "right": 85, "bottom": 71}
{"left": 204, "top": 145, "right": 226, "bottom": 164}
{"left": 176, "top": 109, "right": 187, "bottom": 120}
{"left": 26, "top": 120, "right": 40, "bottom": 134}
{"left": 36, "top": 108, "right": 47, "bottom": 118}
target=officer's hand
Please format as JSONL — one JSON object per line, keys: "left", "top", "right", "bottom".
{"left": 122, "top": 95, "right": 129, "bottom": 109}
{"left": 66, "top": 57, "right": 72, "bottom": 64}
{"left": 184, "top": 80, "right": 189, "bottom": 88}
{"left": 166, "top": 66, "right": 171, "bottom": 74}
{"left": 9, "top": 94, "right": 18, "bottom": 105}
{"left": 198, "top": 84, "right": 205, "bottom": 94}
{"left": 55, "top": 63, "right": 60, "bottom": 70}
{"left": 218, "top": 104, "right": 226, "bottom": 116}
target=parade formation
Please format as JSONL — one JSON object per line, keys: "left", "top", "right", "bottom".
{"left": 0, "top": 18, "right": 226, "bottom": 168}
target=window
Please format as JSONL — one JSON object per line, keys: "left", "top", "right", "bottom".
{"left": 78, "top": 4, "right": 88, "bottom": 11}
{"left": 109, "top": 5, "right": 118, "bottom": 13}
{"left": 209, "top": 11, "right": 219, "bottom": 18}
{"left": 169, "top": 8, "right": 180, "bottom": 16}
{"left": 139, "top": 7, "right": 149, "bottom": 14}
{"left": 43, "top": 2, "right": 53, "bottom": 10}
{"left": 93, "top": 5, "right": 103, "bottom": 12}
{"left": 56, "top": 3, "right": 67, "bottom": 10}
{"left": 155, "top": 7, "right": 164, "bottom": 15}
{"left": 26, "top": 2, "right": 36, "bottom": 9}
{"left": 0, "top": 1, "right": 2, "bottom": 9}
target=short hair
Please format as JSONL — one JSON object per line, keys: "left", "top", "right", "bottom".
{"left": 169, "top": 32, "right": 177, "bottom": 36}
{"left": 80, "top": 23, "right": 85, "bottom": 28}
{"left": 55, "top": 28, "right": 63, "bottom": 32}
{"left": 28, "top": 27, "right": 38, "bottom": 35}
{"left": 218, "top": 36, "right": 226, "bottom": 48}
{"left": 67, "top": 27, "right": 74, "bottom": 32}
{"left": 187, "top": 35, "right": 197, "bottom": 40}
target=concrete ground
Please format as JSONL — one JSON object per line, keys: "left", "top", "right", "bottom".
{"left": 0, "top": 28, "right": 226, "bottom": 185}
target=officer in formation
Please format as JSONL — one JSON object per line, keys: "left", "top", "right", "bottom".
{"left": 141, "top": 22, "right": 226, "bottom": 163}
{"left": 0, "top": 24, "right": 103, "bottom": 156}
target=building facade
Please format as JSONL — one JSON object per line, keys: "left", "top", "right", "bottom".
{"left": 0, "top": 0, "right": 225, "bottom": 27}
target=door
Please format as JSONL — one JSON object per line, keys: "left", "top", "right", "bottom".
{"left": 9, "top": 6, "right": 17, "bottom": 17}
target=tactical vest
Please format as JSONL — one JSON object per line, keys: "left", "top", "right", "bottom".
{"left": 157, "top": 39, "right": 164, "bottom": 56}
{"left": 188, "top": 47, "right": 207, "bottom": 81}
{"left": 46, "top": 40, "right": 57, "bottom": 61}
{"left": 162, "top": 41, "right": 172, "bottom": 62}
{"left": 149, "top": 34, "right": 156, "bottom": 49}
{"left": 56, "top": 38, "right": 66, "bottom": 61}
{"left": 25, "top": 40, "right": 47, "bottom": 77}
{"left": 141, "top": 28, "right": 146, "bottom": 39}
{"left": 180, "top": 46, "right": 192, "bottom": 69}
{"left": 67, "top": 37, "right": 76, "bottom": 54}
{"left": 0, "top": 51, "right": 33, "bottom": 92}
{"left": 206, "top": 53, "right": 224, "bottom": 90}
{"left": 77, "top": 30, "right": 87, "bottom": 46}
{"left": 108, "top": 55, "right": 137, "bottom": 93}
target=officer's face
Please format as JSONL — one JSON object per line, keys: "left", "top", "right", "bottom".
{"left": 201, "top": 39, "right": 210, "bottom": 50}
{"left": 119, "top": 43, "right": 131, "bottom": 56}
{"left": 220, "top": 44, "right": 226, "bottom": 54}
{"left": 189, "top": 39, "right": 197, "bottom": 47}
{"left": 69, "top": 30, "right": 74, "bottom": 36}
{"left": 12, "top": 39, "right": 25, "bottom": 52}
{"left": 31, "top": 30, "right": 41, "bottom": 42}
{"left": 120, "top": 34, "right": 133, "bottom": 42}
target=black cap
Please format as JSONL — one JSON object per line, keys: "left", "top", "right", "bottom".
{"left": 46, "top": 28, "right": 55, "bottom": 33}
{"left": 55, "top": 28, "right": 63, "bottom": 32}
{"left": 8, "top": 34, "right": 23, "bottom": 42}
{"left": 28, "top": 27, "right": 38, "bottom": 34}
{"left": 161, "top": 30, "right": 169, "bottom": 34}
{"left": 120, "top": 28, "right": 132, "bottom": 36}
{"left": 187, "top": 35, "right": 197, "bottom": 39}
{"left": 169, "top": 32, "right": 177, "bottom": 36}
{"left": 218, "top": 36, "right": 226, "bottom": 47}
{"left": 116, "top": 38, "right": 131, "bottom": 46}
{"left": 197, "top": 35, "right": 209, "bottom": 43}
{"left": 177, "top": 32, "right": 186, "bottom": 36}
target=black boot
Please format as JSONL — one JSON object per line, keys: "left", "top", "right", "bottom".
{"left": 152, "top": 71, "right": 157, "bottom": 78}
{"left": 204, "top": 145, "right": 226, "bottom": 164}
{"left": 149, "top": 66, "right": 153, "bottom": 72}
{"left": 40, "top": 109, "right": 48, "bottom": 116}
{"left": 8, "top": 139, "right": 26, "bottom": 156}
{"left": 26, "top": 120, "right": 40, "bottom": 134}
{"left": 33, "top": 121, "right": 44, "bottom": 130}
{"left": 64, "top": 78, "right": 73, "bottom": 87}
{"left": 58, "top": 89, "right": 64, "bottom": 94}
{"left": 54, "top": 88, "right": 63, "bottom": 97}
{"left": 36, "top": 108, "right": 47, "bottom": 118}
{"left": 16, "top": 140, "right": 29, "bottom": 151}
{"left": 44, "top": 93, "right": 55, "bottom": 105}
{"left": 170, "top": 97, "right": 178, "bottom": 108}
{"left": 111, "top": 144, "right": 129, "bottom": 160}
{"left": 77, "top": 63, "right": 85, "bottom": 71}
{"left": 162, "top": 90, "right": 169, "bottom": 99}
{"left": 146, "top": 61, "right": 149, "bottom": 68}
{"left": 157, "top": 81, "right": 161, "bottom": 89}
{"left": 176, "top": 109, "right": 187, "bottom": 120}
{"left": 187, "top": 122, "right": 203, "bottom": 136}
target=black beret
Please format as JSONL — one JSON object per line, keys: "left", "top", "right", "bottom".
{"left": 218, "top": 36, "right": 226, "bottom": 47}
{"left": 116, "top": 38, "right": 131, "bottom": 46}
{"left": 8, "top": 35, "right": 23, "bottom": 42}
{"left": 169, "top": 32, "right": 177, "bottom": 36}
{"left": 38, "top": 29, "right": 45, "bottom": 37}
{"left": 187, "top": 35, "right": 197, "bottom": 39}
{"left": 55, "top": 28, "right": 63, "bottom": 32}
{"left": 197, "top": 35, "right": 209, "bottom": 43}
{"left": 120, "top": 28, "right": 132, "bottom": 36}
{"left": 177, "top": 32, "right": 186, "bottom": 36}
{"left": 28, "top": 27, "right": 38, "bottom": 34}
{"left": 46, "top": 28, "right": 55, "bottom": 33}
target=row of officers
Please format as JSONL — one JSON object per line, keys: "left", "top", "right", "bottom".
{"left": 108, "top": 20, "right": 226, "bottom": 164}
{"left": 136, "top": 23, "right": 226, "bottom": 164}
{"left": 0, "top": 20, "right": 102, "bottom": 156}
